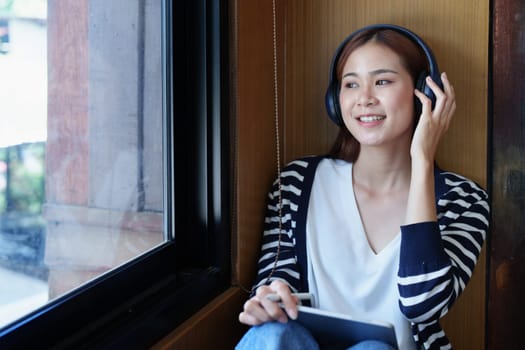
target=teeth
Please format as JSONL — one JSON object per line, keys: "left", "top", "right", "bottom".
{"left": 359, "top": 115, "right": 384, "bottom": 122}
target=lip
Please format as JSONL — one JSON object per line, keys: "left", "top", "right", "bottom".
{"left": 354, "top": 114, "right": 386, "bottom": 126}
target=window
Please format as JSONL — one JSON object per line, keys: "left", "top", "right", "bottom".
{"left": 0, "top": 0, "right": 230, "bottom": 348}
{"left": 0, "top": 0, "right": 50, "bottom": 328}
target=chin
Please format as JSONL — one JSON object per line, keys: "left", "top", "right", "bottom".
{"left": 356, "top": 140, "right": 384, "bottom": 148}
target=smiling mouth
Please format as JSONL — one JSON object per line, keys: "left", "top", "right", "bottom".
{"left": 357, "top": 115, "right": 385, "bottom": 123}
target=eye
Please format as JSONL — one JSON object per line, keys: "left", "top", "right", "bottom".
{"left": 343, "top": 81, "right": 358, "bottom": 89}
{"left": 376, "top": 79, "right": 391, "bottom": 86}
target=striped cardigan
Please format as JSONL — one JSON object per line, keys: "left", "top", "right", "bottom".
{"left": 252, "top": 156, "right": 490, "bottom": 349}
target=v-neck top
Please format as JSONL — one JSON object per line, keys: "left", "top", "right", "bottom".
{"left": 306, "top": 158, "right": 416, "bottom": 349}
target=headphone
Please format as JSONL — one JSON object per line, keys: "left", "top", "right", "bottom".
{"left": 324, "top": 24, "right": 443, "bottom": 127}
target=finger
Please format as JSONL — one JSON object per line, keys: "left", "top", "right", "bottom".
{"left": 424, "top": 76, "right": 448, "bottom": 117}
{"left": 269, "top": 282, "right": 298, "bottom": 320}
{"left": 256, "top": 285, "right": 288, "bottom": 323}
{"left": 425, "top": 75, "right": 445, "bottom": 99}
{"left": 241, "top": 297, "right": 271, "bottom": 325}
{"left": 260, "top": 296, "right": 288, "bottom": 323}
{"left": 239, "top": 301, "right": 272, "bottom": 326}
{"left": 414, "top": 88, "right": 432, "bottom": 117}
{"left": 239, "top": 311, "right": 262, "bottom": 326}
{"left": 440, "top": 72, "right": 456, "bottom": 120}
{"left": 441, "top": 72, "right": 455, "bottom": 101}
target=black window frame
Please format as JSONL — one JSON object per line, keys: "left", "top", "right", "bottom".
{"left": 0, "top": 0, "right": 231, "bottom": 348}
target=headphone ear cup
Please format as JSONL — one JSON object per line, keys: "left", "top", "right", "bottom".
{"left": 325, "top": 82, "right": 343, "bottom": 126}
{"left": 414, "top": 71, "right": 427, "bottom": 116}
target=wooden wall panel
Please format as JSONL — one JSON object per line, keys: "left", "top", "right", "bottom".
{"left": 152, "top": 289, "right": 247, "bottom": 350}
{"left": 488, "top": 0, "right": 525, "bottom": 348}
{"left": 234, "top": 0, "right": 280, "bottom": 291}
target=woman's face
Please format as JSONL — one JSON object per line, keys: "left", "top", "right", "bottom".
{"left": 338, "top": 41, "right": 415, "bottom": 148}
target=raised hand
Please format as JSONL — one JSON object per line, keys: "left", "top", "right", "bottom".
{"left": 411, "top": 72, "right": 456, "bottom": 164}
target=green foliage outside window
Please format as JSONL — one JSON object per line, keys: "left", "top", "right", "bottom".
{"left": 0, "top": 142, "right": 45, "bottom": 214}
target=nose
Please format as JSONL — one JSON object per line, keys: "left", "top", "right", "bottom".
{"left": 356, "top": 87, "right": 377, "bottom": 106}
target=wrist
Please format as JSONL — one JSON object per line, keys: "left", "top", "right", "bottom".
{"left": 411, "top": 156, "right": 434, "bottom": 175}
{"left": 405, "top": 158, "right": 437, "bottom": 225}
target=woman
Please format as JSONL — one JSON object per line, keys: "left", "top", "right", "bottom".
{"left": 236, "top": 25, "right": 490, "bottom": 350}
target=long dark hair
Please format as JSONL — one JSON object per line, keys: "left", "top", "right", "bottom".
{"left": 327, "top": 28, "right": 429, "bottom": 162}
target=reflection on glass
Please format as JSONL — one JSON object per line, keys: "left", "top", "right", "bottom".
{"left": 0, "top": 0, "right": 164, "bottom": 329}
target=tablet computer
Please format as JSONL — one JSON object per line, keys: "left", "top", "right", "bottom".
{"left": 294, "top": 305, "right": 398, "bottom": 349}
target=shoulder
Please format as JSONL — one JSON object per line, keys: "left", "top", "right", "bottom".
{"left": 282, "top": 155, "right": 325, "bottom": 170}
{"left": 274, "top": 156, "right": 331, "bottom": 202}
{"left": 281, "top": 155, "right": 349, "bottom": 175}
{"left": 434, "top": 167, "right": 490, "bottom": 219}
{"left": 280, "top": 155, "right": 326, "bottom": 181}
{"left": 435, "top": 168, "right": 488, "bottom": 200}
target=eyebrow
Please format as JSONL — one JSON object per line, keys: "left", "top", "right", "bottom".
{"left": 342, "top": 68, "right": 399, "bottom": 79}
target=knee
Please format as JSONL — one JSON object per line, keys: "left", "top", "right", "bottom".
{"left": 259, "top": 320, "right": 308, "bottom": 337}
{"left": 348, "top": 340, "right": 396, "bottom": 350}
{"left": 236, "top": 321, "right": 319, "bottom": 350}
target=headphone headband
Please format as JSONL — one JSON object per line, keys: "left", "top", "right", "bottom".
{"left": 325, "top": 24, "right": 442, "bottom": 126}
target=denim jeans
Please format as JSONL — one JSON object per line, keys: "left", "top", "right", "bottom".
{"left": 235, "top": 321, "right": 396, "bottom": 350}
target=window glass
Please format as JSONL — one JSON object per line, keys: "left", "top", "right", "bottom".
{"left": 0, "top": 0, "right": 165, "bottom": 329}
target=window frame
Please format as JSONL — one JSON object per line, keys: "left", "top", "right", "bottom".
{"left": 0, "top": 0, "right": 231, "bottom": 348}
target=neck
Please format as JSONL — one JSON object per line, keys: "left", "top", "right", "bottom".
{"left": 352, "top": 145, "right": 412, "bottom": 193}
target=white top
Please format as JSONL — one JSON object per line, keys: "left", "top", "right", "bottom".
{"left": 306, "top": 159, "right": 417, "bottom": 350}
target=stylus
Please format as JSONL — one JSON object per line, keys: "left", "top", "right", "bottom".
{"left": 265, "top": 292, "right": 312, "bottom": 302}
